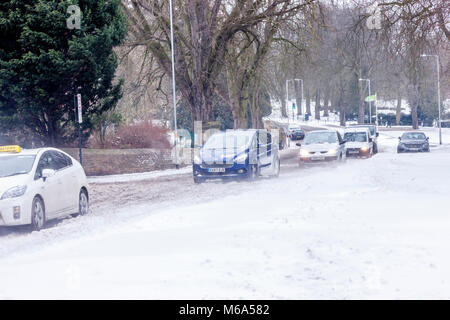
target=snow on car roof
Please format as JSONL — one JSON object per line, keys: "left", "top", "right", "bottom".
{"left": 308, "top": 129, "right": 336, "bottom": 133}
{"left": 349, "top": 124, "right": 375, "bottom": 128}
{"left": 211, "top": 129, "right": 257, "bottom": 137}
{"left": 0, "top": 148, "right": 37, "bottom": 157}
{"left": 0, "top": 147, "right": 53, "bottom": 157}
{"left": 344, "top": 127, "right": 370, "bottom": 132}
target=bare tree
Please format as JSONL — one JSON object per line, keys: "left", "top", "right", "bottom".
{"left": 122, "top": 0, "right": 311, "bottom": 127}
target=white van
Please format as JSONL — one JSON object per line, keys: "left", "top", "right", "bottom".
{"left": 343, "top": 128, "right": 374, "bottom": 158}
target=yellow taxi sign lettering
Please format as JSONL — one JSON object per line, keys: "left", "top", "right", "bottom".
{"left": 0, "top": 145, "right": 21, "bottom": 153}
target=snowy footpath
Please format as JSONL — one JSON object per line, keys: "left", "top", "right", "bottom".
{"left": 0, "top": 129, "right": 449, "bottom": 299}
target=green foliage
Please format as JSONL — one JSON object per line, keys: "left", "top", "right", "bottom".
{"left": 0, "top": 0, "right": 127, "bottom": 146}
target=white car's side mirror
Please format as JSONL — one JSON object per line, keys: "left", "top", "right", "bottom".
{"left": 42, "top": 169, "right": 56, "bottom": 180}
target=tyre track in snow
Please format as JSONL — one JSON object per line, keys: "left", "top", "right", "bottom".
{"left": 0, "top": 126, "right": 319, "bottom": 259}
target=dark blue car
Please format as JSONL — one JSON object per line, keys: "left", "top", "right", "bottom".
{"left": 193, "top": 130, "right": 280, "bottom": 184}
{"left": 397, "top": 131, "right": 430, "bottom": 153}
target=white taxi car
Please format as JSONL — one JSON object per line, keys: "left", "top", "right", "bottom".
{"left": 0, "top": 146, "right": 89, "bottom": 231}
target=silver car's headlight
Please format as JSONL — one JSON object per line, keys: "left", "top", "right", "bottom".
{"left": 360, "top": 146, "right": 369, "bottom": 152}
{"left": 1, "top": 185, "right": 27, "bottom": 200}
{"left": 327, "top": 149, "right": 338, "bottom": 155}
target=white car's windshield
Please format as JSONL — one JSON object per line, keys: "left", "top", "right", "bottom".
{"left": 304, "top": 132, "right": 337, "bottom": 145}
{"left": 204, "top": 133, "right": 253, "bottom": 150}
{"left": 402, "top": 132, "right": 426, "bottom": 140}
{"left": 0, "top": 155, "right": 36, "bottom": 178}
{"left": 344, "top": 132, "right": 367, "bottom": 142}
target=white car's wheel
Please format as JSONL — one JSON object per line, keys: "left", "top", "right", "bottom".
{"left": 31, "top": 197, "right": 46, "bottom": 231}
{"left": 79, "top": 189, "right": 89, "bottom": 216}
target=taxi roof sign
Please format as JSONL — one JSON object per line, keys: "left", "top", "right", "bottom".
{"left": 0, "top": 145, "right": 21, "bottom": 153}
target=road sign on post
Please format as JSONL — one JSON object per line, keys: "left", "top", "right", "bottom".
{"left": 75, "top": 94, "right": 83, "bottom": 165}
{"left": 365, "top": 94, "right": 376, "bottom": 102}
{"left": 77, "top": 94, "right": 82, "bottom": 124}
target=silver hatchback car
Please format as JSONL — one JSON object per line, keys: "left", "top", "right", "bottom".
{"left": 298, "top": 130, "right": 346, "bottom": 165}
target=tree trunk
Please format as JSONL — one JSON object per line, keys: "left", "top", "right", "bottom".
{"left": 305, "top": 88, "right": 311, "bottom": 115}
{"left": 250, "top": 84, "right": 262, "bottom": 129}
{"left": 237, "top": 95, "right": 249, "bottom": 129}
{"left": 323, "top": 89, "right": 329, "bottom": 117}
{"left": 339, "top": 102, "right": 346, "bottom": 127}
{"left": 337, "top": 89, "right": 346, "bottom": 127}
{"left": 315, "top": 88, "right": 321, "bottom": 120}
{"left": 411, "top": 93, "right": 419, "bottom": 129}
{"left": 396, "top": 94, "right": 402, "bottom": 125}
{"left": 294, "top": 81, "right": 302, "bottom": 116}
{"left": 46, "top": 113, "right": 57, "bottom": 147}
{"left": 280, "top": 89, "right": 287, "bottom": 118}
{"left": 409, "top": 77, "right": 419, "bottom": 129}
{"left": 358, "top": 80, "right": 366, "bottom": 124}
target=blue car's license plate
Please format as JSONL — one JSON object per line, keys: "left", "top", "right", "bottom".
{"left": 208, "top": 168, "right": 225, "bottom": 173}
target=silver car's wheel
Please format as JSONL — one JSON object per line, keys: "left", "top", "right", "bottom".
{"left": 79, "top": 190, "right": 89, "bottom": 216}
{"left": 31, "top": 197, "right": 45, "bottom": 231}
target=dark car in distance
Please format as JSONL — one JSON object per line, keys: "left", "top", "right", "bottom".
{"left": 288, "top": 127, "right": 305, "bottom": 140}
{"left": 397, "top": 132, "right": 430, "bottom": 153}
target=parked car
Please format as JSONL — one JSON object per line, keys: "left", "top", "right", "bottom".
{"left": 297, "top": 130, "right": 346, "bottom": 165}
{"left": 343, "top": 127, "right": 374, "bottom": 158}
{"left": 193, "top": 130, "right": 280, "bottom": 183}
{"left": 288, "top": 126, "right": 305, "bottom": 140}
{"left": 348, "top": 124, "right": 379, "bottom": 153}
{"left": 0, "top": 146, "right": 89, "bottom": 231}
{"left": 397, "top": 131, "right": 430, "bottom": 153}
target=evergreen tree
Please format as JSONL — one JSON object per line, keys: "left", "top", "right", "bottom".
{"left": 0, "top": 0, "right": 127, "bottom": 146}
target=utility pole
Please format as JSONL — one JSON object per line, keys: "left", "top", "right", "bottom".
{"left": 359, "top": 78, "right": 374, "bottom": 125}
{"left": 421, "top": 54, "right": 442, "bottom": 145}
{"left": 169, "top": 0, "right": 179, "bottom": 167}
{"left": 286, "top": 79, "right": 290, "bottom": 126}
{"left": 74, "top": 93, "right": 83, "bottom": 165}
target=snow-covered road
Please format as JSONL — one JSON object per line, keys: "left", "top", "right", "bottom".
{"left": 0, "top": 129, "right": 449, "bottom": 299}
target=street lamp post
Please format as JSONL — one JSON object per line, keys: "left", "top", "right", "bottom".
{"left": 359, "top": 78, "right": 373, "bottom": 125}
{"left": 421, "top": 54, "right": 442, "bottom": 145}
{"left": 169, "top": 0, "right": 179, "bottom": 168}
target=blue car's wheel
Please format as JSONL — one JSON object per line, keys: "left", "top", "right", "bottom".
{"left": 194, "top": 177, "right": 204, "bottom": 184}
